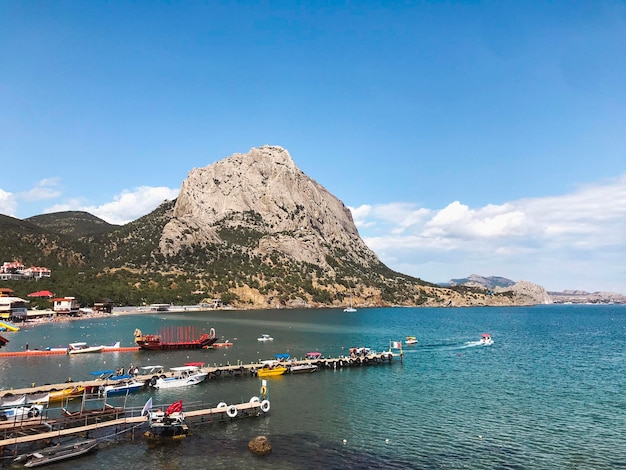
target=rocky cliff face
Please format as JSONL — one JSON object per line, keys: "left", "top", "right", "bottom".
{"left": 495, "top": 280, "right": 552, "bottom": 305}
{"left": 160, "top": 145, "right": 379, "bottom": 269}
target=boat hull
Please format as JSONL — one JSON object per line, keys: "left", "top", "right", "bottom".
{"left": 151, "top": 373, "right": 207, "bottom": 389}
{"left": 136, "top": 337, "right": 217, "bottom": 350}
{"left": 17, "top": 439, "right": 98, "bottom": 468}
{"left": 257, "top": 367, "right": 287, "bottom": 377}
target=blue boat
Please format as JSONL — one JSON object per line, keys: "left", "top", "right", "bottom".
{"left": 99, "top": 377, "right": 145, "bottom": 396}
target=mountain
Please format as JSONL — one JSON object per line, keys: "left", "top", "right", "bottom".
{"left": 0, "top": 146, "right": 538, "bottom": 309}
{"left": 548, "top": 290, "right": 626, "bottom": 304}
{"left": 447, "top": 274, "right": 516, "bottom": 289}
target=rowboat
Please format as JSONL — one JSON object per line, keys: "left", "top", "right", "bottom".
{"left": 14, "top": 438, "right": 98, "bottom": 467}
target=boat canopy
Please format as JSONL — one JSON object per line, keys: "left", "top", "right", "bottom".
{"left": 170, "top": 365, "right": 201, "bottom": 372}
{"left": 274, "top": 354, "right": 290, "bottom": 361}
{"left": 90, "top": 369, "right": 115, "bottom": 376}
{"left": 306, "top": 352, "right": 322, "bottom": 359}
{"left": 184, "top": 362, "right": 205, "bottom": 367}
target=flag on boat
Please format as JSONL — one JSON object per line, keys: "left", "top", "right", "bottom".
{"left": 166, "top": 399, "right": 183, "bottom": 415}
{"left": 141, "top": 397, "right": 153, "bottom": 416}
{"left": 391, "top": 341, "right": 402, "bottom": 349}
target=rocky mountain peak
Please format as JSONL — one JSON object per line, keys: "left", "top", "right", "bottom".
{"left": 160, "top": 146, "right": 375, "bottom": 269}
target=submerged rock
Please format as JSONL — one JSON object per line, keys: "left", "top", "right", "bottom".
{"left": 248, "top": 435, "right": 272, "bottom": 455}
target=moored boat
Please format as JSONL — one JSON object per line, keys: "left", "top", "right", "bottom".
{"left": 288, "top": 363, "right": 318, "bottom": 374}
{"left": 14, "top": 438, "right": 98, "bottom": 467}
{"left": 134, "top": 327, "right": 217, "bottom": 350}
{"left": 68, "top": 342, "right": 104, "bottom": 354}
{"left": 145, "top": 400, "right": 188, "bottom": 439}
{"left": 47, "top": 385, "right": 85, "bottom": 403}
{"left": 257, "top": 365, "right": 287, "bottom": 377}
{"left": 150, "top": 365, "right": 207, "bottom": 389}
{"left": 257, "top": 334, "right": 273, "bottom": 342}
{"left": 99, "top": 377, "right": 145, "bottom": 396}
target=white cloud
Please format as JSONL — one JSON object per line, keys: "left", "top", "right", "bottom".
{"left": 0, "top": 189, "right": 17, "bottom": 217}
{"left": 19, "top": 178, "right": 62, "bottom": 202}
{"left": 352, "top": 174, "right": 626, "bottom": 292}
{"left": 44, "top": 186, "right": 179, "bottom": 225}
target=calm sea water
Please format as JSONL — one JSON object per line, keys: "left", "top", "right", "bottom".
{"left": 1, "top": 305, "right": 626, "bottom": 469}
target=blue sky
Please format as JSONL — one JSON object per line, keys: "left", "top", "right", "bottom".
{"left": 1, "top": 1, "right": 625, "bottom": 293}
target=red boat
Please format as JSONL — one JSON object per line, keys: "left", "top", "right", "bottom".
{"left": 134, "top": 327, "right": 217, "bottom": 351}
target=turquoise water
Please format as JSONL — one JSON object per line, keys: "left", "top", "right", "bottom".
{"left": 1, "top": 305, "right": 626, "bottom": 469}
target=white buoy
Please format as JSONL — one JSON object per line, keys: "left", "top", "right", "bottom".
{"left": 385, "top": 439, "right": 390, "bottom": 444}
{"left": 342, "top": 439, "right": 347, "bottom": 445}
{"left": 478, "top": 435, "right": 483, "bottom": 440}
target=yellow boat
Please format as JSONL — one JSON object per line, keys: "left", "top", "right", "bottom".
{"left": 48, "top": 385, "right": 85, "bottom": 403}
{"left": 257, "top": 366, "right": 287, "bottom": 378}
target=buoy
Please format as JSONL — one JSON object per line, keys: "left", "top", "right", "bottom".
{"left": 385, "top": 439, "right": 390, "bottom": 444}
{"left": 342, "top": 439, "right": 347, "bottom": 445}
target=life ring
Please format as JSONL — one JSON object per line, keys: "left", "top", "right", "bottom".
{"left": 260, "top": 386, "right": 267, "bottom": 396}
{"left": 27, "top": 411, "right": 34, "bottom": 418}
{"left": 210, "top": 327, "right": 216, "bottom": 337}
{"left": 217, "top": 402, "right": 227, "bottom": 409}
{"left": 260, "top": 400, "right": 270, "bottom": 413}
{"left": 150, "top": 377, "right": 157, "bottom": 386}
{"left": 227, "top": 405, "right": 238, "bottom": 418}
{"left": 249, "top": 396, "right": 260, "bottom": 403}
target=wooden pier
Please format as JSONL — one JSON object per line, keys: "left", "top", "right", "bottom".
{"left": 0, "top": 399, "right": 269, "bottom": 451}
{"left": 0, "top": 351, "right": 399, "bottom": 397}
{"left": 0, "top": 351, "right": 399, "bottom": 455}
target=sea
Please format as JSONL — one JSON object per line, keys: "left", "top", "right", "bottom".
{"left": 1, "top": 304, "right": 625, "bottom": 469}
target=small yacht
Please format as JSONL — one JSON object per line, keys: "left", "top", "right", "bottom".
{"left": 405, "top": 336, "right": 418, "bottom": 345}
{"left": 257, "top": 334, "right": 274, "bottom": 342}
{"left": 480, "top": 333, "right": 494, "bottom": 346}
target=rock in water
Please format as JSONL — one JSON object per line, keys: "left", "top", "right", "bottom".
{"left": 248, "top": 435, "right": 272, "bottom": 455}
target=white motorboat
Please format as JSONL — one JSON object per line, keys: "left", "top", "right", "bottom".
{"left": 257, "top": 334, "right": 274, "bottom": 342}
{"left": 480, "top": 333, "right": 494, "bottom": 346}
{"left": 289, "top": 363, "right": 318, "bottom": 374}
{"left": 68, "top": 342, "right": 104, "bottom": 354}
{"left": 405, "top": 336, "right": 418, "bottom": 345}
{"left": 150, "top": 365, "right": 207, "bottom": 389}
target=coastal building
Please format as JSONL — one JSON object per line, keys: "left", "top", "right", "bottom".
{"left": 52, "top": 297, "right": 80, "bottom": 316}
{"left": 0, "top": 288, "right": 14, "bottom": 297}
{"left": 0, "top": 296, "right": 28, "bottom": 320}
{"left": 0, "top": 261, "right": 52, "bottom": 280}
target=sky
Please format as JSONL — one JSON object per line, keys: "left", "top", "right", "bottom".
{"left": 1, "top": 1, "right": 625, "bottom": 293}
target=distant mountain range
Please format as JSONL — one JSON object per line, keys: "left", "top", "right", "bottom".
{"left": 440, "top": 275, "right": 625, "bottom": 304}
